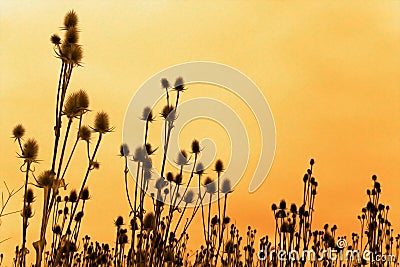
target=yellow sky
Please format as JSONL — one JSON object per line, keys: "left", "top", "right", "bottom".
{"left": 1, "top": 1, "right": 400, "bottom": 265}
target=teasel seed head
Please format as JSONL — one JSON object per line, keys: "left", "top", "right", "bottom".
{"left": 174, "top": 174, "right": 183, "bottom": 185}
{"left": 12, "top": 124, "right": 25, "bottom": 140}
{"left": 25, "top": 188, "right": 35, "bottom": 204}
{"left": 161, "top": 78, "right": 170, "bottom": 89}
{"left": 176, "top": 150, "right": 189, "bottom": 166}
{"left": 81, "top": 187, "right": 90, "bottom": 201}
{"left": 50, "top": 34, "right": 61, "bottom": 45}
{"left": 166, "top": 172, "right": 174, "bottom": 182}
{"left": 204, "top": 177, "right": 216, "bottom": 194}
{"left": 183, "top": 190, "right": 195, "bottom": 204}
{"left": 93, "top": 111, "right": 112, "bottom": 133}
{"left": 279, "top": 200, "right": 287, "bottom": 210}
{"left": 21, "top": 138, "right": 39, "bottom": 161}
{"left": 63, "top": 10, "right": 78, "bottom": 29}
{"left": 191, "top": 139, "right": 200, "bottom": 154}
{"left": 38, "top": 170, "right": 55, "bottom": 187}
{"left": 174, "top": 77, "right": 185, "bottom": 92}
{"left": 143, "top": 212, "right": 155, "bottom": 230}
{"left": 115, "top": 216, "right": 124, "bottom": 227}
{"left": 78, "top": 125, "right": 91, "bottom": 142}
{"left": 120, "top": 144, "right": 130, "bottom": 157}
{"left": 220, "top": 179, "right": 232, "bottom": 194}
{"left": 69, "top": 190, "right": 78, "bottom": 203}
{"left": 22, "top": 205, "right": 33, "bottom": 219}
{"left": 195, "top": 162, "right": 205, "bottom": 176}
{"left": 214, "top": 159, "right": 224, "bottom": 175}
{"left": 65, "top": 27, "right": 79, "bottom": 44}
{"left": 141, "top": 106, "right": 154, "bottom": 122}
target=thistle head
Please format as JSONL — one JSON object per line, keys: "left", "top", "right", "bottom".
{"left": 93, "top": 111, "right": 112, "bottom": 133}
{"left": 78, "top": 125, "right": 91, "bottom": 142}
{"left": 12, "top": 124, "right": 25, "bottom": 140}
{"left": 21, "top": 138, "right": 39, "bottom": 161}
{"left": 166, "top": 172, "right": 174, "bottom": 182}
{"left": 174, "top": 174, "right": 183, "bottom": 185}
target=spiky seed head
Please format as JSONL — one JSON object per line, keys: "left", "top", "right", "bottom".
{"left": 38, "top": 170, "right": 55, "bottom": 187}
{"left": 220, "top": 179, "right": 232, "bottom": 194}
{"left": 174, "top": 174, "right": 183, "bottom": 185}
{"left": 214, "top": 159, "right": 224, "bottom": 174}
{"left": 93, "top": 111, "right": 111, "bottom": 133}
{"left": 69, "top": 190, "right": 78, "bottom": 203}
{"left": 120, "top": 144, "right": 130, "bottom": 157}
{"left": 143, "top": 212, "right": 155, "bottom": 230}
{"left": 70, "top": 44, "right": 83, "bottom": 65}
{"left": 191, "top": 139, "right": 200, "bottom": 154}
{"left": 145, "top": 143, "right": 157, "bottom": 155}
{"left": 161, "top": 105, "right": 172, "bottom": 119}
{"left": 225, "top": 240, "right": 234, "bottom": 254}
{"left": 195, "top": 162, "right": 205, "bottom": 175}
{"left": 166, "top": 172, "right": 174, "bottom": 182}
{"left": 204, "top": 177, "right": 216, "bottom": 194}
{"left": 76, "top": 90, "right": 89, "bottom": 110}
{"left": 50, "top": 34, "right": 62, "bottom": 45}
{"left": 290, "top": 203, "right": 297, "bottom": 214}
{"left": 92, "top": 161, "right": 100, "bottom": 169}
{"left": 174, "top": 77, "right": 185, "bottom": 92}
{"left": 161, "top": 78, "right": 170, "bottom": 89}
{"left": 22, "top": 205, "right": 33, "bottom": 219}
{"left": 12, "top": 124, "right": 25, "bottom": 139}
{"left": 22, "top": 138, "right": 39, "bottom": 161}
{"left": 65, "top": 27, "right": 79, "bottom": 44}
{"left": 81, "top": 187, "right": 90, "bottom": 200}
{"left": 75, "top": 211, "right": 84, "bottom": 222}
{"left": 64, "top": 10, "right": 78, "bottom": 29}
{"left": 141, "top": 106, "right": 154, "bottom": 122}
{"left": 279, "top": 199, "right": 287, "bottom": 210}
{"left": 155, "top": 177, "right": 168, "bottom": 190}
{"left": 63, "top": 92, "right": 80, "bottom": 118}
{"left": 25, "top": 188, "right": 35, "bottom": 204}
{"left": 78, "top": 125, "right": 91, "bottom": 142}
{"left": 53, "top": 225, "right": 62, "bottom": 235}
{"left": 133, "top": 146, "right": 146, "bottom": 162}
{"left": 176, "top": 150, "right": 188, "bottom": 166}
{"left": 183, "top": 190, "right": 195, "bottom": 204}
{"left": 115, "top": 216, "right": 124, "bottom": 227}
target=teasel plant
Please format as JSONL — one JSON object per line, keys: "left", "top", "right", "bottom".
{"left": 8, "top": 10, "right": 112, "bottom": 267}
{"left": 119, "top": 77, "right": 235, "bottom": 267}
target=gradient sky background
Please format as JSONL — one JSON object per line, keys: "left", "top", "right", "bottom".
{"left": 1, "top": 1, "right": 400, "bottom": 265}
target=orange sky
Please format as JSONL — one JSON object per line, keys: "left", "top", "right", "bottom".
{"left": 1, "top": 1, "right": 400, "bottom": 265}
